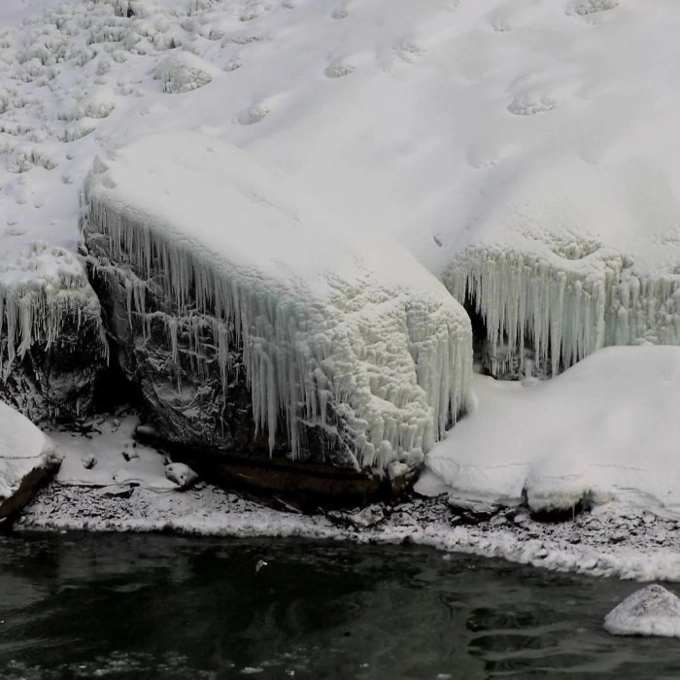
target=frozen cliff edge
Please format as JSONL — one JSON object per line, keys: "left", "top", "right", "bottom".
{"left": 80, "top": 132, "right": 472, "bottom": 488}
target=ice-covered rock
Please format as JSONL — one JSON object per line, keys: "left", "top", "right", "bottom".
{"left": 0, "top": 243, "right": 107, "bottom": 423}
{"left": 604, "top": 585, "right": 680, "bottom": 637}
{"left": 443, "top": 156, "right": 680, "bottom": 378}
{"left": 0, "top": 400, "right": 61, "bottom": 522}
{"left": 81, "top": 132, "right": 472, "bottom": 488}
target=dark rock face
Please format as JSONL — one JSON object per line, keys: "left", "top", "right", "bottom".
{"left": 82, "top": 229, "right": 397, "bottom": 506}
{"left": 0, "top": 298, "right": 107, "bottom": 425}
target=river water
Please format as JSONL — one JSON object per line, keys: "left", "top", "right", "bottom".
{"left": 0, "top": 533, "right": 677, "bottom": 679}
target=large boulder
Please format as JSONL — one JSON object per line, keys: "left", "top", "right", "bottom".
{"left": 80, "top": 132, "right": 472, "bottom": 503}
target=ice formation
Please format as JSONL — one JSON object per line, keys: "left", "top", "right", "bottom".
{"left": 604, "top": 585, "right": 680, "bottom": 638}
{"left": 442, "top": 157, "right": 680, "bottom": 376}
{"left": 0, "top": 243, "right": 106, "bottom": 378}
{"left": 81, "top": 132, "right": 472, "bottom": 473}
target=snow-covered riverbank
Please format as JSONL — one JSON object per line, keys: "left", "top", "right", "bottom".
{"left": 18, "top": 475, "right": 680, "bottom": 583}
{"left": 12, "top": 410, "right": 680, "bottom": 583}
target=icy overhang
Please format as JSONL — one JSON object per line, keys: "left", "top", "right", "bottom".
{"left": 442, "top": 155, "right": 680, "bottom": 376}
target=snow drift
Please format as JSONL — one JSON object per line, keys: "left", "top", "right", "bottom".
{"left": 424, "top": 345, "right": 680, "bottom": 515}
{"left": 81, "top": 132, "right": 472, "bottom": 475}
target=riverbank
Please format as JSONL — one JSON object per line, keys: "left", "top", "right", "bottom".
{"left": 17, "top": 473, "right": 680, "bottom": 583}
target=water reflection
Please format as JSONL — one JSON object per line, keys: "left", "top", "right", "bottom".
{"left": 0, "top": 534, "right": 677, "bottom": 678}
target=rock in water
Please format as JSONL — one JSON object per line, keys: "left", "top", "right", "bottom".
{"left": 604, "top": 584, "right": 680, "bottom": 637}
{"left": 0, "top": 400, "right": 61, "bottom": 523}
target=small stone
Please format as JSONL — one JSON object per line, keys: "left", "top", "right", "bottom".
{"left": 81, "top": 454, "right": 97, "bottom": 470}
{"left": 165, "top": 462, "right": 199, "bottom": 490}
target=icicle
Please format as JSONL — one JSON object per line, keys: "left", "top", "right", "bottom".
{"left": 444, "top": 245, "right": 680, "bottom": 376}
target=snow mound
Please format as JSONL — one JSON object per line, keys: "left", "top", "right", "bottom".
{"left": 81, "top": 132, "right": 472, "bottom": 473}
{"left": 152, "top": 51, "right": 218, "bottom": 94}
{"left": 604, "top": 585, "right": 680, "bottom": 637}
{"left": 0, "top": 399, "right": 57, "bottom": 500}
{"left": 425, "top": 345, "right": 680, "bottom": 514}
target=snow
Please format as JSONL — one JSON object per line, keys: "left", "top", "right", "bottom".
{"left": 0, "top": 399, "right": 57, "bottom": 500}
{"left": 424, "top": 346, "right": 680, "bottom": 515}
{"left": 51, "top": 414, "right": 179, "bottom": 490}
{"left": 82, "top": 132, "right": 472, "bottom": 471}
{"left": 604, "top": 584, "right": 680, "bottom": 637}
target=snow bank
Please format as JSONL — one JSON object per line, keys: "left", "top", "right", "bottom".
{"left": 0, "top": 399, "right": 58, "bottom": 501}
{"left": 81, "top": 132, "right": 472, "bottom": 473}
{"left": 425, "top": 345, "right": 680, "bottom": 514}
{"left": 604, "top": 585, "right": 680, "bottom": 637}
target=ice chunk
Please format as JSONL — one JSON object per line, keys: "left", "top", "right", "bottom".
{"left": 81, "top": 132, "right": 472, "bottom": 473}
{"left": 604, "top": 585, "right": 680, "bottom": 637}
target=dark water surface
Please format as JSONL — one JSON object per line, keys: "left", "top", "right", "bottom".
{"left": 0, "top": 533, "right": 677, "bottom": 679}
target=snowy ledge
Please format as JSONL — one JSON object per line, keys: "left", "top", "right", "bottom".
{"left": 441, "top": 155, "right": 680, "bottom": 377}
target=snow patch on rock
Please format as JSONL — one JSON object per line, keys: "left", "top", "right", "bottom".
{"left": 0, "top": 400, "right": 58, "bottom": 501}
